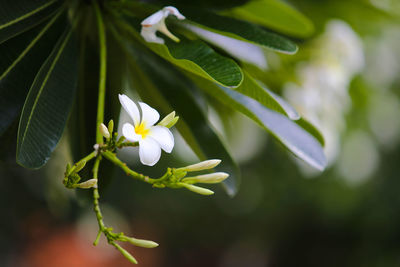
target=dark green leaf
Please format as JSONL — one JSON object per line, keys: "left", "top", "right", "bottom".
{"left": 227, "top": 0, "right": 314, "bottom": 38}
{"left": 155, "top": 0, "right": 250, "bottom": 10}
{"left": 179, "top": 8, "right": 298, "bottom": 54}
{"left": 17, "top": 25, "right": 79, "bottom": 169}
{"left": 189, "top": 74, "right": 327, "bottom": 171}
{"left": 119, "top": 17, "right": 243, "bottom": 87}
{"left": 0, "top": 0, "right": 62, "bottom": 44}
{"left": 0, "top": 11, "right": 67, "bottom": 136}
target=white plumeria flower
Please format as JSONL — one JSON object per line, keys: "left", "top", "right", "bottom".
{"left": 119, "top": 94, "right": 174, "bottom": 166}
{"left": 140, "top": 6, "right": 185, "bottom": 44}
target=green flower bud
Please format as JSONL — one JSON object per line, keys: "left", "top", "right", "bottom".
{"left": 182, "top": 172, "right": 229, "bottom": 184}
{"left": 177, "top": 159, "right": 221, "bottom": 172}
{"left": 74, "top": 160, "right": 86, "bottom": 172}
{"left": 70, "top": 173, "right": 81, "bottom": 184}
{"left": 158, "top": 111, "right": 179, "bottom": 128}
{"left": 75, "top": 179, "right": 98, "bottom": 189}
{"left": 181, "top": 183, "right": 214, "bottom": 195}
{"left": 66, "top": 163, "right": 71, "bottom": 173}
{"left": 108, "top": 119, "right": 114, "bottom": 135}
{"left": 113, "top": 242, "right": 138, "bottom": 264}
{"left": 122, "top": 236, "right": 159, "bottom": 248}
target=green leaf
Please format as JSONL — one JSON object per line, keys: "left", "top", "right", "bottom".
{"left": 223, "top": 74, "right": 325, "bottom": 146}
{"left": 111, "top": 25, "right": 241, "bottom": 196}
{"left": 0, "top": 0, "right": 62, "bottom": 44}
{"left": 227, "top": 0, "right": 314, "bottom": 38}
{"left": 295, "top": 118, "right": 325, "bottom": 147}
{"left": 0, "top": 11, "right": 67, "bottom": 136}
{"left": 17, "top": 25, "right": 79, "bottom": 169}
{"left": 179, "top": 8, "right": 298, "bottom": 54}
{"left": 189, "top": 74, "right": 327, "bottom": 171}
{"left": 119, "top": 17, "right": 243, "bottom": 88}
{"left": 234, "top": 71, "right": 300, "bottom": 119}
{"left": 155, "top": 0, "right": 250, "bottom": 10}
{"left": 117, "top": 0, "right": 249, "bottom": 12}
{"left": 259, "top": 84, "right": 301, "bottom": 120}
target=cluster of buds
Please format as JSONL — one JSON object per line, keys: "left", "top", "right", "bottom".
{"left": 63, "top": 160, "right": 97, "bottom": 189}
{"left": 153, "top": 159, "right": 229, "bottom": 195}
{"left": 99, "top": 119, "right": 115, "bottom": 144}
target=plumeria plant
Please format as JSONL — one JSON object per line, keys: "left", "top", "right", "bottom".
{"left": 0, "top": 0, "right": 329, "bottom": 264}
{"left": 63, "top": 94, "right": 228, "bottom": 263}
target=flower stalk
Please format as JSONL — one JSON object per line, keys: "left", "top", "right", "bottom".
{"left": 93, "top": 0, "right": 107, "bottom": 145}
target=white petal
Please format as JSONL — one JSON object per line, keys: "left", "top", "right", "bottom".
{"left": 139, "top": 137, "right": 161, "bottom": 166}
{"left": 163, "top": 6, "right": 185, "bottom": 20}
{"left": 122, "top": 123, "right": 141, "bottom": 142}
{"left": 157, "top": 20, "right": 180, "bottom": 43}
{"left": 141, "top": 10, "right": 165, "bottom": 26}
{"left": 149, "top": 126, "right": 174, "bottom": 153}
{"left": 139, "top": 102, "right": 160, "bottom": 127}
{"left": 140, "top": 7, "right": 185, "bottom": 44}
{"left": 119, "top": 94, "right": 140, "bottom": 126}
{"left": 140, "top": 27, "right": 165, "bottom": 44}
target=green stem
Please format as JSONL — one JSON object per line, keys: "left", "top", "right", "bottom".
{"left": 93, "top": 0, "right": 107, "bottom": 145}
{"left": 102, "top": 151, "right": 156, "bottom": 184}
{"left": 117, "top": 141, "right": 139, "bottom": 149}
{"left": 92, "top": 156, "right": 106, "bottom": 246}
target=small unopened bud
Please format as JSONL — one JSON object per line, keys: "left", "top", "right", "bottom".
{"left": 181, "top": 183, "right": 214, "bottom": 195}
{"left": 177, "top": 159, "right": 221, "bottom": 172}
{"left": 158, "top": 111, "right": 179, "bottom": 128}
{"left": 93, "top": 144, "right": 100, "bottom": 156}
{"left": 108, "top": 120, "right": 114, "bottom": 135}
{"left": 182, "top": 172, "right": 229, "bottom": 184}
{"left": 76, "top": 179, "right": 98, "bottom": 189}
{"left": 122, "top": 236, "right": 159, "bottom": 248}
{"left": 74, "top": 160, "right": 86, "bottom": 172}
{"left": 113, "top": 243, "right": 138, "bottom": 264}
{"left": 99, "top": 123, "right": 110, "bottom": 139}
{"left": 66, "top": 163, "right": 71, "bottom": 172}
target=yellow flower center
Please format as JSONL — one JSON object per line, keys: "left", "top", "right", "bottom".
{"left": 135, "top": 122, "right": 150, "bottom": 138}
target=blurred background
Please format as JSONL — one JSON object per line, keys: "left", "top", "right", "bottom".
{"left": 1, "top": 0, "right": 400, "bottom": 266}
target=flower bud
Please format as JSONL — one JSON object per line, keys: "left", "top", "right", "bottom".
{"left": 182, "top": 172, "right": 229, "bottom": 184}
{"left": 181, "top": 183, "right": 214, "bottom": 195}
{"left": 76, "top": 179, "right": 98, "bottom": 189}
{"left": 113, "top": 242, "right": 138, "bottom": 264}
{"left": 123, "top": 236, "right": 159, "bottom": 248}
{"left": 177, "top": 159, "right": 221, "bottom": 172}
{"left": 74, "top": 160, "right": 86, "bottom": 172}
{"left": 99, "top": 123, "right": 110, "bottom": 139}
{"left": 93, "top": 144, "right": 100, "bottom": 156}
{"left": 108, "top": 120, "right": 114, "bottom": 135}
{"left": 158, "top": 111, "right": 179, "bottom": 128}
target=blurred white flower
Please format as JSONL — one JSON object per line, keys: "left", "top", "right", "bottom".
{"left": 140, "top": 6, "right": 185, "bottom": 44}
{"left": 337, "top": 131, "right": 379, "bottom": 185}
{"left": 368, "top": 92, "right": 400, "bottom": 149}
{"left": 119, "top": 94, "right": 174, "bottom": 166}
{"left": 364, "top": 26, "right": 400, "bottom": 89}
{"left": 284, "top": 19, "right": 365, "bottom": 167}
